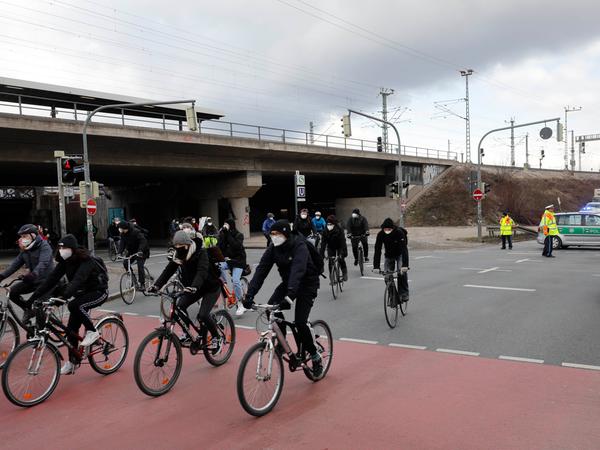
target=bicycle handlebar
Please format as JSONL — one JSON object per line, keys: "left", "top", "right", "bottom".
{"left": 42, "top": 297, "right": 67, "bottom": 307}
{"left": 0, "top": 278, "right": 20, "bottom": 289}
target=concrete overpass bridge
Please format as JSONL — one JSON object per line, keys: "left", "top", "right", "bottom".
{"left": 0, "top": 78, "right": 458, "bottom": 245}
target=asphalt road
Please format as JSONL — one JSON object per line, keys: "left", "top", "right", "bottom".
{"left": 101, "top": 239, "right": 600, "bottom": 369}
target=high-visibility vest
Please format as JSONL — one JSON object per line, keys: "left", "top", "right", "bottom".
{"left": 499, "top": 215, "right": 515, "bottom": 235}
{"left": 540, "top": 210, "right": 558, "bottom": 236}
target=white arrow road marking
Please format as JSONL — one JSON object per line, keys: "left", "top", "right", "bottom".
{"left": 464, "top": 284, "right": 536, "bottom": 292}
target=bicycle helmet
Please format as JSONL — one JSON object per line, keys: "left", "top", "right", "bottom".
{"left": 17, "top": 224, "right": 39, "bottom": 236}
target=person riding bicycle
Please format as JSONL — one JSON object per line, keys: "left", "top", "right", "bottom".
{"left": 293, "top": 209, "right": 316, "bottom": 238}
{"left": 373, "top": 218, "right": 409, "bottom": 303}
{"left": 262, "top": 212, "right": 276, "bottom": 246}
{"left": 29, "top": 234, "right": 108, "bottom": 375}
{"left": 346, "top": 208, "right": 370, "bottom": 265}
{"left": 243, "top": 220, "right": 323, "bottom": 377}
{"left": 218, "top": 219, "right": 247, "bottom": 316}
{"left": 0, "top": 224, "right": 54, "bottom": 323}
{"left": 201, "top": 217, "right": 219, "bottom": 248}
{"left": 108, "top": 217, "right": 121, "bottom": 246}
{"left": 118, "top": 220, "right": 149, "bottom": 290}
{"left": 311, "top": 211, "right": 326, "bottom": 234}
{"left": 320, "top": 215, "right": 348, "bottom": 282}
{"left": 148, "top": 231, "right": 222, "bottom": 346}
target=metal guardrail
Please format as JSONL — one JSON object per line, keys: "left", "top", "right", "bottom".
{"left": 0, "top": 92, "right": 459, "bottom": 161}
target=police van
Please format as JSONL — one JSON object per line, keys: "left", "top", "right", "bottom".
{"left": 537, "top": 212, "right": 600, "bottom": 248}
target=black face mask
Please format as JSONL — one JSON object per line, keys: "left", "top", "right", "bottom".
{"left": 175, "top": 247, "right": 189, "bottom": 260}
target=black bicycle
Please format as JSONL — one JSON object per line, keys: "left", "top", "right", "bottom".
{"left": 350, "top": 234, "right": 368, "bottom": 276}
{"left": 237, "top": 299, "right": 333, "bottom": 417}
{"left": 2, "top": 297, "right": 129, "bottom": 407}
{"left": 134, "top": 289, "right": 236, "bottom": 397}
{"left": 108, "top": 236, "right": 120, "bottom": 262}
{"left": 375, "top": 269, "right": 408, "bottom": 328}
{"left": 328, "top": 255, "right": 344, "bottom": 300}
{"left": 117, "top": 254, "right": 154, "bottom": 305}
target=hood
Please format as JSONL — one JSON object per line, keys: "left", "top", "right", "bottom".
{"left": 380, "top": 218, "right": 395, "bottom": 229}
{"left": 225, "top": 219, "right": 236, "bottom": 230}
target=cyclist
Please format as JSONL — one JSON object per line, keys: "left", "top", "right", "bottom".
{"left": 311, "top": 211, "right": 326, "bottom": 234}
{"left": 218, "top": 219, "right": 247, "bottom": 316}
{"left": 149, "top": 231, "right": 222, "bottom": 345}
{"left": 373, "top": 218, "right": 409, "bottom": 303}
{"left": 262, "top": 212, "right": 276, "bottom": 246}
{"left": 29, "top": 234, "right": 108, "bottom": 374}
{"left": 107, "top": 217, "right": 121, "bottom": 249}
{"left": 243, "top": 220, "right": 323, "bottom": 377}
{"left": 293, "top": 208, "right": 315, "bottom": 238}
{"left": 201, "top": 217, "right": 219, "bottom": 248}
{"left": 320, "top": 215, "right": 348, "bottom": 282}
{"left": 129, "top": 218, "right": 150, "bottom": 239}
{"left": 346, "top": 208, "right": 370, "bottom": 265}
{"left": 0, "top": 224, "right": 54, "bottom": 323}
{"left": 118, "top": 220, "right": 149, "bottom": 290}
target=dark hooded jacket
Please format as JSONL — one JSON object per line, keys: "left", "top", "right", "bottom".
{"left": 0, "top": 235, "right": 54, "bottom": 284}
{"left": 119, "top": 226, "right": 149, "bottom": 258}
{"left": 320, "top": 222, "right": 347, "bottom": 258}
{"left": 346, "top": 214, "right": 369, "bottom": 236}
{"left": 373, "top": 218, "right": 409, "bottom": 269}
{"left": 248, "top": 233, "right": 320, "bottom": 300}
{"left": 218, "top": 219, "right": 246, "bottom": 268}
{"left": 293, "top": 215, "right": 315, "bottom": 238}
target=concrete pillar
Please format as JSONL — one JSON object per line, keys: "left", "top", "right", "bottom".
{"left": 230, "top": 198, "right": 250, "bottom": 238}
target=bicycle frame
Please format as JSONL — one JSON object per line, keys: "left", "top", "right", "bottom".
{"left": 157, "top": 292, "right": 211, "bottom": 353}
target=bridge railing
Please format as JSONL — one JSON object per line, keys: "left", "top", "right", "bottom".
{"left": 0, "top": 92, "right": 459, "bottom": 161}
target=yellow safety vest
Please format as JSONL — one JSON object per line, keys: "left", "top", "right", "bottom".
{"left": 540, "top": 210, "right": 558, "bottom": 236}
{"left": 499, "top": 215, "right": 515, "bottom": 236}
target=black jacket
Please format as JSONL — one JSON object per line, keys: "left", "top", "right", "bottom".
{"left": 320, "top": 225, "right": 347, "bottom": 258}
{"left": 119, "top": 227, "right": 149, "bottom": 258}
{"left": 293, "top": 217, "right": 315, "bottom": 238}
{"left": 155, "top": 242, "right": 220, "bottom": 295}
{"left": 373, "top": 227, "right": 409, "bottom": 269}
{"left": 108, "top": 223, "right": 120, "bottom": 238}
{"left": 0, "top": 236, "right": 54, "bottom": 284}
{"left": 248, "top": 233, "right": 320, "bottom": 300}
{"left": 346, "top": 215, "right": 369, "bottom": 236}
{"left": 218, "top": 228, "right": 246, "bottom": 268}
{"left": 32, "top": 252, "right": 108, "bottom": 300}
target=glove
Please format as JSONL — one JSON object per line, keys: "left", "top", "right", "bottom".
{"left": 400, "top": 267, "right": 409, "bottom": 274}
{"left": 22, "top": 273, "right": 36, "bottom": 283}
{"left": 147, "top": 285, "right": 159, "bottom": 294}
{"left": 242, "top": 295, "right": 255, "bottom": 309}
{"left": 183, "top": 286, "right": 197, "bottom": 294}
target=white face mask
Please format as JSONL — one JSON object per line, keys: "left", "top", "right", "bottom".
{"left": 223, "top": 223, "right": 230, "bottom": 231}
{"left": 207, "top": 222, "right": 213, "bottom": 226}
{"left": 315, "top": 215, "right": 321, "bottom": 219}
{"left": 271, "top": 235, "right": 286, "bottom": 247}
{"left": 352, "top": 213, "right": 358, "bottom": 218}
{"left": 384, "top": 229, "right": 393, "bottom": 235}
{"left": 20, "top": 237, "right": 32, "bottom": 247}
{"left": 300, "top": 214, "right": 308, "bottom": 219}
{"left": 327, "top": 224, "right": 334, "bottom": 231}
{"left": 59, "top": 248, "right": 73, "bottom": 259}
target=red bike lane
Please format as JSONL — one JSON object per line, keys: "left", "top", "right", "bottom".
{"left": 1, "top": 314, "right": 599, "bottom": 450}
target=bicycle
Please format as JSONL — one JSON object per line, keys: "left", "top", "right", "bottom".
{"left": 374, "top": 269, "right": 408, "bottom": 328}
{"left": 1, "top": 297, "right": 128, "bottom": 407}
{"left": 237, "top": 299, "right": 333, "bottom": 417}
{"left": 134, "top": 289, "right": 236, "bottom": 397}
{"left": 107, "top": 236, "right": 120, "bottom": 262}
{"left": 328, "top": 255, "right": 344, "bottom": 300}
{"left": 117, "top": 254, "right": 154, "bottom": 305}
{"left": 220, "top": 268, "right": 249, "bottom": 313}
{"left": 350, "top": 234, "right": 368, "bottom": 276}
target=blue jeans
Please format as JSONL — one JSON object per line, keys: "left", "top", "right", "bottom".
{"left": 220, "top": 262, "right": 244, "bottom": 301}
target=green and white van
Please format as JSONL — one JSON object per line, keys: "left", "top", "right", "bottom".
{"left": 537, "top": 212, "right": 600, "bottom": 248}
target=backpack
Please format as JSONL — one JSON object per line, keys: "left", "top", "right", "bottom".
{"left": 305, "top": 239, "right": 325, "bottom": 276}
{"left": 91, "top": 255, "right": 109, "bottom": 287}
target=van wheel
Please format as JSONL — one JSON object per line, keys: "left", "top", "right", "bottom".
{"left": 552, "top": 237, "right": 562, "bottom": 249}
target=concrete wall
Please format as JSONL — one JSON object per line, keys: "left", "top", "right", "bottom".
{"left": 335, "top": 197, "right": 401, "bottom": 228}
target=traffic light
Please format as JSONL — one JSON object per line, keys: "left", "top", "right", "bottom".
{"left": 556, "top": 121, "right": 564, "bottom": 142}
{"left": 541, "top": 149, "right": 545, "bottom": 158}
{"left": 402, "top": 181, "right": 410, "bottom": 189}
{"left": 377, "top": 137, "right": 383, "bottom": 152}
{"left": 388, "top": 181, "right": 399, "bottom": 198}
{"left": 480, "top": 148, "right": 485, "bottom": 158}
{"left": 581, "top": 141, "right": 586, "bottom": 154}
{"left": 61, "top": 158, "right": 83, "bottom": 184}
{"left": 484, "top": 183, "right": 491, "bottom": 194}
{"left": 341, "top": 114, "right": 351, "bottom": 137}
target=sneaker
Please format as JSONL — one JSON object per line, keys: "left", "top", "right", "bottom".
{"left": 210, "top": 335, "right": 223, "bottom": 355}
{"left": 179, "top": 334, "right": 192, "bottom": 347}
{"left": 401, "top": 294, "right": 409, "bottom": 303}
{"left": 311, "top": 353, "right": 323, "bottom": 378}
{"left": 60, "top": 361, "right": 76, "bottom": 375}
{"left": 235, "top": 304, "right": 247, "bottom": 316}
{"left": 81, "top": 330, "right": 100, "bottom": 347}
{"left": 342, "top": 272, "right": 348, "bottom": 282}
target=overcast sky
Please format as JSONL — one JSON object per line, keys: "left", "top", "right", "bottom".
{"left": 1, "top": 0, "right": 600, "bottom": 170}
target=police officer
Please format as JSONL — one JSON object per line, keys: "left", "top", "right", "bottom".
{"left": 499, "top": 210, "right": 515, "bottom": 250}
{"left": 540, "top": 204, "right": 558, "bottom": 257}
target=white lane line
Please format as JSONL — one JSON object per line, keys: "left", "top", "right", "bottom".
{"left": 98, "top": 309, "right": 116, "bottom": 313}
{"left": 146, "top": 315, "right": 160, "bottom": 319}
{"left": 123, "top": 312, "right": 139, "bottom": 316}
{"left": 415, "top": 255, "right": 443, "bottom": 260}
{"left": 462, "top": 267, "right": 511, "bottom": 272}
{"left": 361, "top": 276, "right": 383, "bottom": 281}
{"left": 561, "top": 362, "right": 600, "bottom": 371}
{"left": 478, "top": 267, "right": 499, "bottom": 274}
{"left": 340, "top": 338, "right": 378, "bottom": 345}
{"left": 515, "top": 258, "right": 541, "bottom": 264}
{"left": 499, "top": 355, "right": 544, "bottom": 364}
{"left": 389, "top": 343, "right": 427, "bottom": 350}
{"left": 436, "top": 348, "right": 480, "bottom": 356}
{"left": 464, "top": 284, "right": 536, "bottom": 292}
{"left": 235, "top": 325, "right": 255, "bottom": 330}
{"left": 461, "top": 267, "right": 485, "bottom": 271}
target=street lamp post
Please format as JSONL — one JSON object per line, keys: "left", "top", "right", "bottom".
{"left": 460, "top": 69, "right": 474, "bottom": 164}
{"left": 82, "top": 99, "right": 196, "bottom": 254}
{"left": 348, "top": 109, "right": 404, "bottom": 227}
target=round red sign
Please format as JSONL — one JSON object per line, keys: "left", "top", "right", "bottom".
{"left": 472, "top": 188, "right": 484, "bottom": 201}
{"left": 86, "top": 199, "right": 97, "bottom": 216}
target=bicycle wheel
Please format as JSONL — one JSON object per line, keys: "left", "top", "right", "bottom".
{"left": 2, "top": 340, "right": 61, "bottom": 407}
{"left": 0, "top": 316, "right": 20, "bottom": 369}
{"left": 358, "top": 247, "right": 364, "bottom": 276}
{"left": 7, "top": 301, "right": 26, "bottom": 330}
{"left": 108, "top": 242, "right": 117, "bottom": 262}
{"left": 142, "top": 268, "right": 155, "bottom": 295}
{"left": 161, "top": 282, "right": 181, "bottom": 319}
{"left": 237, "top": 341, "right": 284, "bottom": 417}
{"left": 303, "top": 319, "right": 333, "bottom": 382}
{"left": 240, "top": 277, "right": 249, "bottom": 300}
{"left": 329, "top": 264, "right": 337, "bottom": 300}
{"left": 133, "top": 329, "right": 182, "bottom": 397}
{"left": 202, "top": 310, "right": 235, "bottom": 366}
{"left": 384, "top": 283, "right": 399, "bottom": 329}
{"left": 48, "top": 303, "right": 69, "bottom": 347}
{"left": 88, "top": 317, "right": 129, "bottom": 375}
{"left": 338, "top": 264, "right": 344, "bottom": 293}
{"left": 120, "top": 272, "right": 136, "bottom": 305}
{"left": 399, "top": 292, "right": 408, "bottom": 317}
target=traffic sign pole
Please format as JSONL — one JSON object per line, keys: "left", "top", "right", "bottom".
{"left": 473, "top": 188, "right": 484, "bottom": 201}
{"left": 54, "top": 151, "right": 67, "bottom": 237}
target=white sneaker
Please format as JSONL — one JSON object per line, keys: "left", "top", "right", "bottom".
{"left": 81, "top": 330, "right": 100, "bottom": 347}
{"left": 60, "top": 361, "right": 76, "bottom": 375}
{"left": 235, "top": 304, "right": 247, "bottom": 316}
